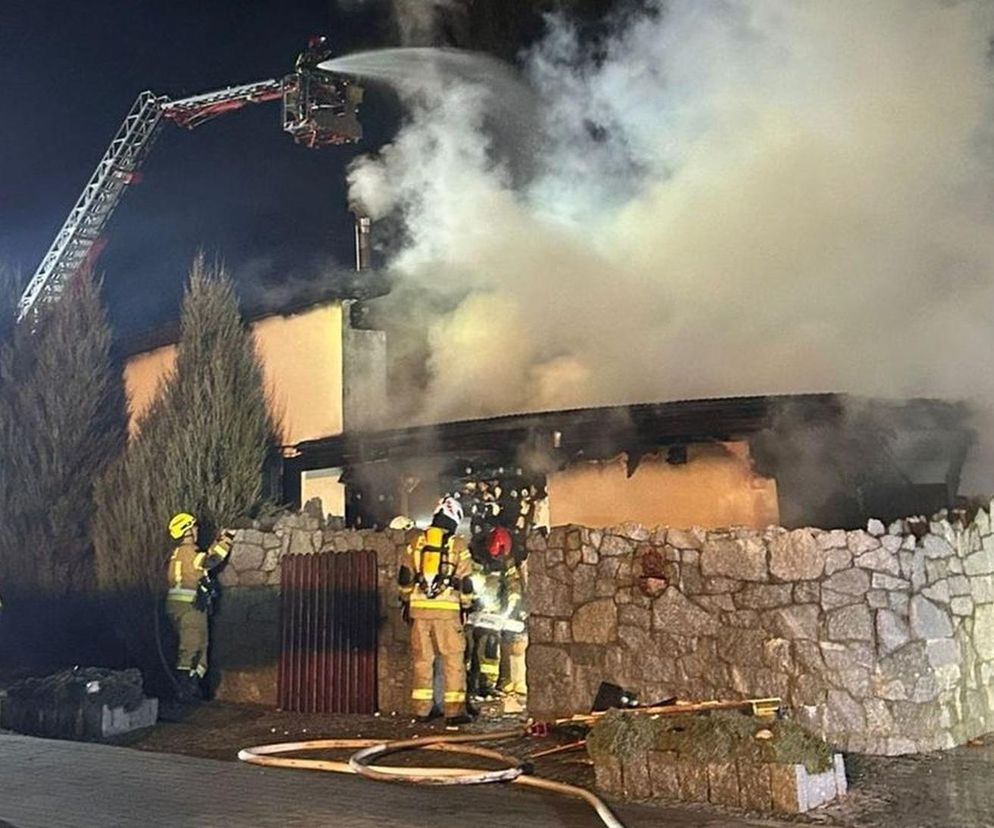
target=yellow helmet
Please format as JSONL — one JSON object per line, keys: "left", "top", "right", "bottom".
{"left": 168, "top": 512, "right": 197, "bottom": 540}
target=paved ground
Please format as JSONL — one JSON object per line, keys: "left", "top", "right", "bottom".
{"left": 4, "top": 701, "right": 994, "bottom": 827}
{"left": 0, "top": 732, "right": 791, "bottom": 828}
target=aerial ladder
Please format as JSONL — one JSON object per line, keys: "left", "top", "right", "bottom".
{"left": 17, "top": 47, "right": 362, "bottom": 322}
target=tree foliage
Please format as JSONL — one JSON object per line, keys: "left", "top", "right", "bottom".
{"left": 0, "top": 269, "right": 127, "bottom": 664}
{"left": 93, "top": 256, "right": 278, "bottom": 674}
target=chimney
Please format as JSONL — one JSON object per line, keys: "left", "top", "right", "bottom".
{"left": 353, "top": 209, "right": 371, "bottom": 272}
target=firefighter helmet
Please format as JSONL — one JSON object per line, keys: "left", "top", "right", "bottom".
{"left": 431, "top": 495, "right": 464, "bottom": 534}
{"left": 168, "top": 512, "right": 197, "bottom": 540}
{"left": 487, "top": 526, "right": 513, "bottom": 558}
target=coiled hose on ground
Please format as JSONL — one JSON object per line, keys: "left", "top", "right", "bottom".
{"left": 238, "top": 726, "right": 625, "bottom": 828}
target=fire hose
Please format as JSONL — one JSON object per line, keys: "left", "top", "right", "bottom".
{"left": 238, "top": 727, "right": 625, "bottom": 828}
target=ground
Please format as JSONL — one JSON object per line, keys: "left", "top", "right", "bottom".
{"left": 99, "top": 701, "right": 994, "bottom": 827}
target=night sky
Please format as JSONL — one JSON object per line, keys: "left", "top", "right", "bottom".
{"left": 0, "top": 0, "right": 398, "bottom": 335}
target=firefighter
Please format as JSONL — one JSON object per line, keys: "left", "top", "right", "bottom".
{"left": 398, "top": 496, "right": 475, "bottom": 725}
{"left": 165, "top": 513, "right": 232, "bottom": 699}
{"left": 467, "top": 526, "right": 527, "bottom": 699}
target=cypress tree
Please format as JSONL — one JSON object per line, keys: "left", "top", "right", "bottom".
{"left": 93, "top": 255, "right": 278, "bottom": 683}
{"left": 0, "top": 271, "right": 127, "bottom": 665}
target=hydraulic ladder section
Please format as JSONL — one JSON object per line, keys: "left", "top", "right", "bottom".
{"left": 17, "top": 72, "right": 359, "bottom": 322}
{"left": 17, "top": 91, "right": 164, "bottom": 321}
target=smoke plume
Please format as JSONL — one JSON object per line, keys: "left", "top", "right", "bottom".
{"left": 344, "top": 1, "right": 994, "bottom": 483}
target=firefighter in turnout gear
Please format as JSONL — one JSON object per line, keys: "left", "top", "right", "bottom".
{"left": 165, "top": 512, "right": 232, "bottom": 699}
{"left": 398, "top": 497, "right": 475, "bottom": 725}
{"left": 467, "top": 526, "right": 527, "bottom": 699}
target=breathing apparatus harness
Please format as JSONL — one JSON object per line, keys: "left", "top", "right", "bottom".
{"left": 416, "top": 528, "right": 458, "bottom": 600}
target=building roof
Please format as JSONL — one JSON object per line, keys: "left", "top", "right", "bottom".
{"left": 292, "top": 393, "right": 970, "bottom": 469}
{"left": 114, "top": 270, "right": 390, "bottom": 359}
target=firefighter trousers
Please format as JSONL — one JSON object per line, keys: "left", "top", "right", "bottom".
{"left": 410, "top": 615, "right": 466, "bottom": 718}
{"left": 166, "top": 599, "right": 209, "bottom": 678}
{"left": 499, "top": 632, "right": 528, "bottom": 695}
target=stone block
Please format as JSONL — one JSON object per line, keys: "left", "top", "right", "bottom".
{"left": 950, "top": 596, "right": 974, "bottom": 616}
{"left": 648, "top": 752, "right": 681, "bottom": 800}
{"left": 529, "top": 616, "right": 553, "bottom": 643}
{"left": 735, "top": 584, "right": 793, "bottom": 609}
{"left": 573, "top": 599, "right": 617, "bottom": 643}
{"left": 923, "top": 534, "right": 953, "bottom": 560}
{"left": 770, "top": 604, "right": 820, "bottom": 640}
{"left": 823, "top": 567, "right": 870, "bottom": 595}
{"left": 770, "top": 530, "right": 825, "bottom": 581}
{"left": 909, "top": 595, "right": 953, "bottom": 640}
{"left": 867, "top": 589, "right": 888, "bottom": 609}
{"left": 974, "top": 604, "right": 994, "bottom": 660}
{"left": 847, "top": 530, "right": 881, "bottom": 554}
{"left": 707, "top": 762, "right": 740, "bottom": 807}
{"left": 553, "top": 620, "right": 571, "bottom": 643}
{"left": 231, "top": 544, "right": 265, "bottom": 572}
{"left": 617, "top": 604, "right": 651, "bottom": 630}
{"left": 965, "top": 546, "right": 994, "bottom": 576}
{"left": 876, "top": 609, "right": 910, "bottom": 655}
{"left": 594, "top": 755, "right": 623, "bottom": 795}
{"left": 667, "top": 527, "right": 705, "bottom": 549}
{"left": 872, "top": 572, "right": 908, "bottom": 591}
{"left": 854, "top": 547, "right": 901, "bottom": 576}
{"left": 821, "top": 588, "right": 860, "bottom": 610}
{"left": 623, "top": 754, "right": 652, "bottom": 800}
{"left": 867, "top": 518, "right": 886, "bottom": 536}
{"left": 701, "top": 538, "right": 768, "bottom": 582}
{"left": 99, "top": 698, "right": 158, "bottom": 737}
{"left": 881, "top": 534, "right": 902, "bottom": 553}
{"left": 794, "top": 582, "right": 821, "bottom": 604}
{"left": 769, "top": 764, "right": 806, "bottom": 813}
{"left": 833, "top": 753, "right": 848, "bottom": 796}
{"left": 652, "top": 587, "right": 719, "bottom": 636}
{"left": 676, "top": 760, "right": 709, "bottom": 803}
{"left": 972, "top": 578, "right": 994, "bottom": 604}
{"left": 738, "top": 761, "right": 773, "bottom": 811}
{"left": 827, "top": 605, "right": 873, "bottom": 642}
{"left": 818, "top": 529, "right": 848, "bottom": 550}
{"left": 823, "top": 548, "right": 853, "bottom": 576}
{"left": 600, "top": 535, "right": 635, "bottom": 557}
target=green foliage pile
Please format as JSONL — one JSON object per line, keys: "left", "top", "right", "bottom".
{"left": 588, "top": 710, "right": 834, "bottom": 774}
{"left": 92, "top": 255, "right": 278, "bottom": 680}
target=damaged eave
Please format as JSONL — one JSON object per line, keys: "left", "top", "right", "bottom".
{"left": 289, "top": 393, "right": 852, "bottom": 472}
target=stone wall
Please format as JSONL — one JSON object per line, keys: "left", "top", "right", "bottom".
{"left": 212, "top": 512, "right": 412, "bottom": 713}
{"left": 525, "top": 509, "right": 994, "bottom": 755}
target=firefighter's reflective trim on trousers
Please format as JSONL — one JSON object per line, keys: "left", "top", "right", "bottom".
{"left": 167, "top": 588, "right": 197, "bottom": 602}
{"left": 443, "top": 690, "right": 466, "bottom": 702}
{"left": 410, "top": 598, "right": 461, "bottom": 611}
{"left": 193, "top": 663, "right": 207, "bottom": 678}
{"left": 411, "top": 687, "right": 434, "bottom": 701}
{"left": 480, "top": 662, "right": 499, "bottom": 677}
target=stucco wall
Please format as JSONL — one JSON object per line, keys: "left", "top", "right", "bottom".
{"left": 525, "top": 510, "right": 994, "bottom": 755}
{"left": 548, "top": 442, "right": 779, "bottom": 530}
{"left": 123, "top": 303, "right": 344, "bottom": 445}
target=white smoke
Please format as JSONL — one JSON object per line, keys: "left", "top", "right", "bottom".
{"left": 347, "top": 1, "right": 994, "bottom": 468}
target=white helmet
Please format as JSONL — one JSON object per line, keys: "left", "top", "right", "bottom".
{"left": 433, "top": 495, "right": 464, "bottom": 531}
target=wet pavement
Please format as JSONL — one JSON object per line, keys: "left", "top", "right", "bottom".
{"left": 0, "top": 731, "right": 790, "bottom": 827}
{"left": 4, "top": 702, "right": 993, "bottom": 827}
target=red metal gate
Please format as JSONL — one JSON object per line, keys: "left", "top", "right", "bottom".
{"left": 278, "top": 551, "right": 378, "bottom": 713}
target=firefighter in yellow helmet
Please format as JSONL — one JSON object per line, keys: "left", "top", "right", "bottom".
{"left": 397, "top": 496, "right": 475, "bottom": 725}
{"left": 165, "top": 512, "right": 233, "bottom": 699}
